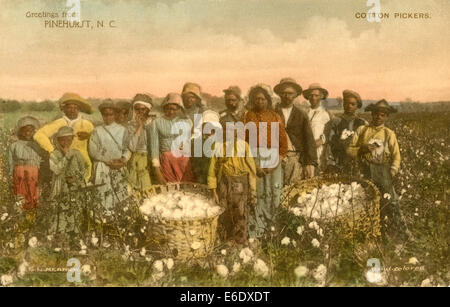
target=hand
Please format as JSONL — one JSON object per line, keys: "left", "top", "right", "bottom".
{"left": 249, "top": 193, "right": 257, "bottom": 207}
{"left": 305, "top": 165, "right": 315, "bottom": 178}
{"left": 361, "top": 144, "right": 377, "bottom": 154}
{"left": 77, "top": 131, "right": 90, "bottom": 141}
{"left": 66, "top": 176, "right": 75, "bottom": 183}
{"left": 315, "top": 139, "right": 324, "bottom": 148}
{"left": 256, "top": 167, "right": 266, "bottom": 178}
{"left": 154, "top": 167, "right": 167, "bottom": 185}
{"left": 390, "top": 169, "right": 396, "bottom": 178}
{"left": 211, "top": 189, "right": 220, "bottom": 206}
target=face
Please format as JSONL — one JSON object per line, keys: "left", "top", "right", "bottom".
{"left": 372, "top": 110, "right": 388, "bottom": 126}
{"left": 279, "top": 86, "right": 297, "bottom": 105}
{"left": 63, "top": 103, "right": 80, "bottom": 120}
{"left": 308, "top": 89, "right": 323, "bottom": 108}
{"left": 224, "top": 94, "right": 239, "bottom": 111}
{"left": 115, "top": 108, "right": 129, "bottom": 124}
{"left": 182, "top": 93, "right": 198, "bottom": 109}
{"left": 343, "top": 97, "right": 358, "bottom": 115}
{"left": 101, "top": 108, "right": 116, "bottom": 125}
{"left": 164, "top": 104, "right": 180, "bottom": 119}
{"left": 253, "top": 92, "right": 268, "bottom": 112}
{"left": 19, "top": 125, "right": 35, "bottom": 141}
{"left": 134, "top": 104, "right": 150, "bottom": 119}
{"left": 57, "top": 135, "right": 74, "bottom": 149}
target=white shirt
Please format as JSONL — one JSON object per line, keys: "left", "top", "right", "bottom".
{"left": 308, "top": 105, "right": 330, "bottom": 142}
{"left": 281, "top": 105, "right": 293, "bottom": 126}
{"left": 63, "top": 114, "right": 82, "bottom": 128}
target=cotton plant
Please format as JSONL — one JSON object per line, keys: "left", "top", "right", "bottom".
{"left": 139, "top": 192, "right": 222, "bottom": 220}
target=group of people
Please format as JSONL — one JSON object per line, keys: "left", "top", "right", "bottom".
{"left": 7, "top": 79, "right": 409, "bottom": 245}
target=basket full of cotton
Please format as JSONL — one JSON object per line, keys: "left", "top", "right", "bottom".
{"left": 281, "top": 175, "right": 381, "bottom": 239}
{"left": 139, "top": 183, "right": 224, "bottom": 260}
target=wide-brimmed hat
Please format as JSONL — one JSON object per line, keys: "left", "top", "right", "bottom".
{"left": 55, "top": 126, "right": 75, "bottom": 138}
{"left": 365, "top": 99, "right": 397, "bottom": 114}
{"left": 161, "top": 92, "right": 184, "bottom": 109}
{"left": 115, "top": 100, "right": 132, "bottom": 111}
{"left": 59, "top": 92, "right": 93, "bottom": 114}
{"left": 223, "top": 86, "right": 242, "bottom": 99}
{"left": 274, "top": 77, "right": 303, "bottom": 97}
{"left": 302, "top": 83, "right": 329, "bottom": 100}
{"left": 182, "top": 82, "right": 202, "bottom": 101}
{"left": 342, "top": 89, "right": 362, "bottom": 108}
{"left": 98, "top": 100, "right": 117, "bottom": 113}
{"left": 16, "top": 115, "right": 40, "bottom": 131}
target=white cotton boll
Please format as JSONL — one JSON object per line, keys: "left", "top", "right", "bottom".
{"left": 165, "top": 258, "right": 174, "bottom": 270}
{"left": 311, "top": 211, "right": 321, "bottom": 219}
{"left": 18, "top": 261, "right": 29, "bottom": 278}
{"left": 253, "top": 259, "right": 269, "bottom": 278}
{"left": 297, "top": 226, "right": 304, "bottom": 235}
{"left": 317, "top": 228, "right": 324, "bottom": 237}
{"left": 153, "top": 260, "right": 164, "bottom": 272}
{"left": 191, "top": 242, "right": 202, "bottom": 250}
{"left": 311, "top": 238, "right": 320, "bottom": 248}
{"left": 232, "top": 262, "right": 241, "bottom": 273}
{"left": 294, "top": 265, "right": 309, "bottom": 278}
{"left": 281, "top": 237, "right": 291, "bottom": 246}
{"left": 239, "top": 248, "right": 254, "bottom": 264}
{"left": 313, "top": 264, "right": 327, "bottom": 283}
{"left": 172, "top": 209, "right": 183, "bottom": 220}
{"left": 408, "top": 257, "right": 419, "bottom": 265}
{"left": 1, "top": 274, "right": 14, "bottom": 286}
{"left": 216, "top": 264, "right": 229, "bottom": 278}
{"left": 81, "top": 264, "right": 91, "bottom": 276}
{"left": 1, "top": 213, "right": 8, "bottom": 221}
{"left": 28, "top": 237, "right": 38, "bottom": 248}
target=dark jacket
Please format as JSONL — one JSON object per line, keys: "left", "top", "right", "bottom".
{"left": 275, "top": 103, "right": 318, "bottom": 166}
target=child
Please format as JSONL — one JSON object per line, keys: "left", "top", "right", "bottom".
{"left": 347, "top": 99, "right": 412, "bottom": 241}
{"left": 208, "top": 122, "right": 257, "bottom": 247}
{"left": 8, "top": 116, "right": 42, "bottom": 210}
{"left": 327, "top": 89, "right": 367, "bottom": 174}
{"left": 49, "top": 126, "right": 87, "bottom": 236}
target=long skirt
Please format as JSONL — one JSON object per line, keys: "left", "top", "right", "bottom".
{"left": 127, "top": 152, "right": 152, "bottom": 192}
{"left": 159, "top": 151, "right": 196, "bottom": 183}
{"left": 13, "top": 165, "right": 39, "bottom": 210}
{"left": 217, "top": 175, "right": 250, "bottom": 245}
{"left": 249, "top": 158, "right": 283, "bottom": 238}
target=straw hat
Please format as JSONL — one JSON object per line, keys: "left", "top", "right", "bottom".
{"left": 342, "top": 89, "right": 362, "bottom": 108}
{"left": 223, "top": 86, "right": 242, "bottom": 99}
{"left": 182, "top": 82, "right": 202, "bottom": 101}
{"left": 365, "top": 99, "right": 397, "bottom": 114}
{"left": 59, "top": 92, "right": 93, "bottom": 114}
{"left": 274, "top": 77, "right": 303, "bottom": 97}
{"left": 302, "top": 83, "right": 329, "bottom": 100}
{"left": 161, "top": 92, "right": 184, "bottom": 109}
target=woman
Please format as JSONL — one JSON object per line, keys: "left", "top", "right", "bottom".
{"left": 150, "top": 93, "right": 196, "bottom": 184}
{"left": 243, "top": 84, "right": 288, "bottom": 238}
{"left": 89, "top": 102, "right": 131, "bottom": 213}
{"left": 127, "top": 93, "right": 153, "bottom": 194}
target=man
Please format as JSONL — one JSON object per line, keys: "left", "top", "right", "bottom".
{"left": 181, "top": 82, "right": 207, "bottom": 125}
{"left": 274, "top": 78, "right": 317, "bottom": 182}
{"left": 327, "top": 89, "right": 367, "bottom": 174}
{"left": 34, "top": 92, "right": 94, "bottom": 182}
{"left": 303, "top": 83, "right": 332, "bottom": 174}
{"left": 219, "top": 86, "right": 247, "bottom": 126}
{"left": 347, "top": 99, "right": 412, "bottom": 241}
{"left": 89, "top": 101, "right": 131, "bottom": 212}
{"left": 115, "top": 100, "right": 132, "bottom": 127}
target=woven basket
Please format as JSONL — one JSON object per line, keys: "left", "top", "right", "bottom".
{"left": 281, "top": 175, "right": 381, "bottom": 240}
{"left": 144, "top": 183, "right": 224, "bottom": 261}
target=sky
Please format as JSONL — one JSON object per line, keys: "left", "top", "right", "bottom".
{"left": 1, "top": 0, "right": 449, "bottom": 102}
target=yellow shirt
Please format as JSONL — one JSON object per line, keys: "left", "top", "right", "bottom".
{"left": 33, "top": 116, "right": 94, "bottom": 181}
{"left": 207, "top": 139, "right": 257, "bottom": 193}
{"left": 347, "top": 124, "right": 401, "bottom": 175}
